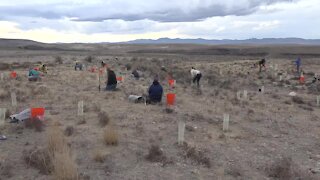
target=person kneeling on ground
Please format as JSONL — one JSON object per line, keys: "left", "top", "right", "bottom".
{"left": 75, "top": 61, "right": 83, "bottom": 71}
{"left": 132, "top": 69, "right": 140, "bottom": 80}
{"left": 28, "top": 68, "right": 41, "bottom": 81}
{"left": 147, "top": 76, "right": 163, "bottom": 104}
{"left": 40, "top": 64, "right": 48, "bottom": 74}
{"left": 106, "top": 68, "right": 117, "bottom": 91}
{"left": 191, "top": 67, "right": 202, "bottom": 87}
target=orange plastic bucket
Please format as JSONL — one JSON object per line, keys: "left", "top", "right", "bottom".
{"left": 117, "top": 76, "right": 123, "bottom": 81}
{"left": 168, "top": 79, "right": 175, "bottom": 87}
{"left": 300, "top": 76, "right": 305, "bottom": 84}
{"left": 166, "top": 93, "right": 176, "bottom": 106}
{"left": 11, "top": 71, "right": 17, "bottom": 79}
{"left": 31, "top": 107, "right": 45, "bottom": 118}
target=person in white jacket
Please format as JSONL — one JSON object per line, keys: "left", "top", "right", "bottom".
{"left": 191, "top": 67, "right": 202, "bottom": 87}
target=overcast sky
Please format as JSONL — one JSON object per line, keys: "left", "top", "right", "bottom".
{"left": 0, "top": 0, "right": 319, "bottom": 43}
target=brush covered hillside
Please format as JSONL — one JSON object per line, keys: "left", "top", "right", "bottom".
{"left": 0, "top": 41, "right": 320, "bottom": 179}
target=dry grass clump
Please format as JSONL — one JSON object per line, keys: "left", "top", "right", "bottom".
{"left": 51, "top": 151, "right": 78, "bottom": 180}
{"left": 32, "top": 85, "right": 51, "bottom": 96}
{"left": 181, "top": 144, "right": 211, "bottom": 168}
{"left": 24, "top": 117, "right": 45, "bottom": 132}
{"left": 23, "top": 148, "right": 52, "bottom": 174}
{"left": 92, "top": 149, "right": 109, "bottom": 163}
{"left": 0, "top": 89, "right": 9, "bottom": 100}
{"left": 64, "top": 126, "right": 74, "bottom": 136}
{"left": 84, "top": 56, "right": 94, "bottom": 63}
{"left": 47, "top": 125, "right": 78, "bottom": 180}
{"left": 0, "top": 62, "right": 10, "bottom": 71}
{"left": 47, "top": 125, "right": 68, "bottom": 154}
{"left": 292, "top": 96, "right": 305, "bottom": 104}
{"left": 266, "top": 157, "right": 315, "bottom": 180}
{"left": 55, "top": 56, "right": 63, "bottom": 64}
{"left": 98, "top": 111, "right": 110, "bottom": 127}
{"left": 145, "top": 145, "right": 167, "bottom": 163}
{"left": 103, "top": 125, "right": 118, "bottom": 145}
{"left": 0, "top": 157, "right": 13, "bottom": 178}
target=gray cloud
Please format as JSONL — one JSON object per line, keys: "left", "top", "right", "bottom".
{"left": 0, "top": 0, "right": 296, "bottom": 23}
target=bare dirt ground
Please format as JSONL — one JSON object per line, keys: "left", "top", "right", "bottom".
{"left": 1, "top": 43, "right": 320, "bottom": 180}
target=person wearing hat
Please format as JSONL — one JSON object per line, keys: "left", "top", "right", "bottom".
{"left": 106, "top": 68, "right": 117, "bottom": 91}
{"left": 147, "top": 76, "right": 163, "bottom": 104}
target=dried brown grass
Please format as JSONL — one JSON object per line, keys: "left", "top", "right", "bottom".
{"left": 51, "top": 150, "right": 78, "bottom": 180}
{"left": 47, "top": 125, "right": 78, "bottom": 180}
{"left": 98, "top": 111, "right": 110, "bottom": 127}
{"left": 47, "top": 125, "right": 68, "bottom": 155}
{"left": 23, "top": 148, "right": 52, "bottom": 175}
{"left": 103, "top": 125, "right": 118, "bottom": 145}
{"left": 92, "top": 149, "right": 109, "bottom": 163}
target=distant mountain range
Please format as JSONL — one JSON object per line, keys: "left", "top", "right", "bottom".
{"left": 121, "top": 38, "right": 320, "bottom": 45}
{"left": 1, "top": 38, "right": 320, "bottom": 46}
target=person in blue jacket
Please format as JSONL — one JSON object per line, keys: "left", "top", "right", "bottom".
{"left": 147, "top": 76, "right": 163, "bottom": 104}
{"left": 295, "top": 57, "right": 301, "bottom": 73}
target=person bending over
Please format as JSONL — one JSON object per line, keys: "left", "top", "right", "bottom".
{"left": 106, "top": 68, "right": 117, "bottom": 91}
{"left": 191, "top": 67, "right": 202, "bottom": 87}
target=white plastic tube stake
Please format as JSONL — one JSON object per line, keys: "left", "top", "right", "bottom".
{"left": 11, "top": 92, "right": 17, "bottom": 107}
{"left": 223, "top": 114, "right": 230, "bottom": 132}
{"left": 0, "top": 73, "right": 4, "bottom": 81}
{"left": 236, "top": 91, "right": 241, "bottom": 100}
{"left": 261, "top": 86, "right": 265, "bottom": 94}
{"left": 0, "top": 108, "right": 6, "bottom": 125}
{"left": 243, "top": 90, "right": 248, "bottom": 100}
{"left": 317, "top": 96, "right": 320, "bottom": 107}
{"left": 78, "top": 101, "right": 84, "bottom": 116}
{"left": 178, "top": 120, "right": 185, "bottom": 145}
{"left": 279, "top": 75, "right": 283, "bottom": 81}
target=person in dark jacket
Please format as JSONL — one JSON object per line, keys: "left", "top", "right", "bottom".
{"left": 147, "top": 77, "right": 163, "bottom": 104}
{"left": 258, "top": 58, "right": 266, "bottom": 72}
{"left": 132, "top": 69, "right": 140, "bottom": 80}
{"left": 106, "top": 68, "right": 117, "bottom": 91}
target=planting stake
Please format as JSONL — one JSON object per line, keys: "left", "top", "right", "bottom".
{"left": 223, "top": 114, "right": 230, "bottom": 132}
{"left": 236, "top": 91, "right": 241, "bottom": 100}
{"left": 178, "top": 120, "right": 185, "bottom": 146}
{"left": 11, "top": 92, "right": 17, "bottom": 107}
{"left": 0, "top": 108, "right": 6, "bottom": 125}
{"left": 78, "top": 101, "right": 84, "bottom": 116}
{"left": 317, "top": 96, "right": 320, "bottom": 107}
{"left": 261, "top": 86, "right": 265, "bottom": 94}
{"left": 243, "top": 90, "right": 248, "bottom": 100}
